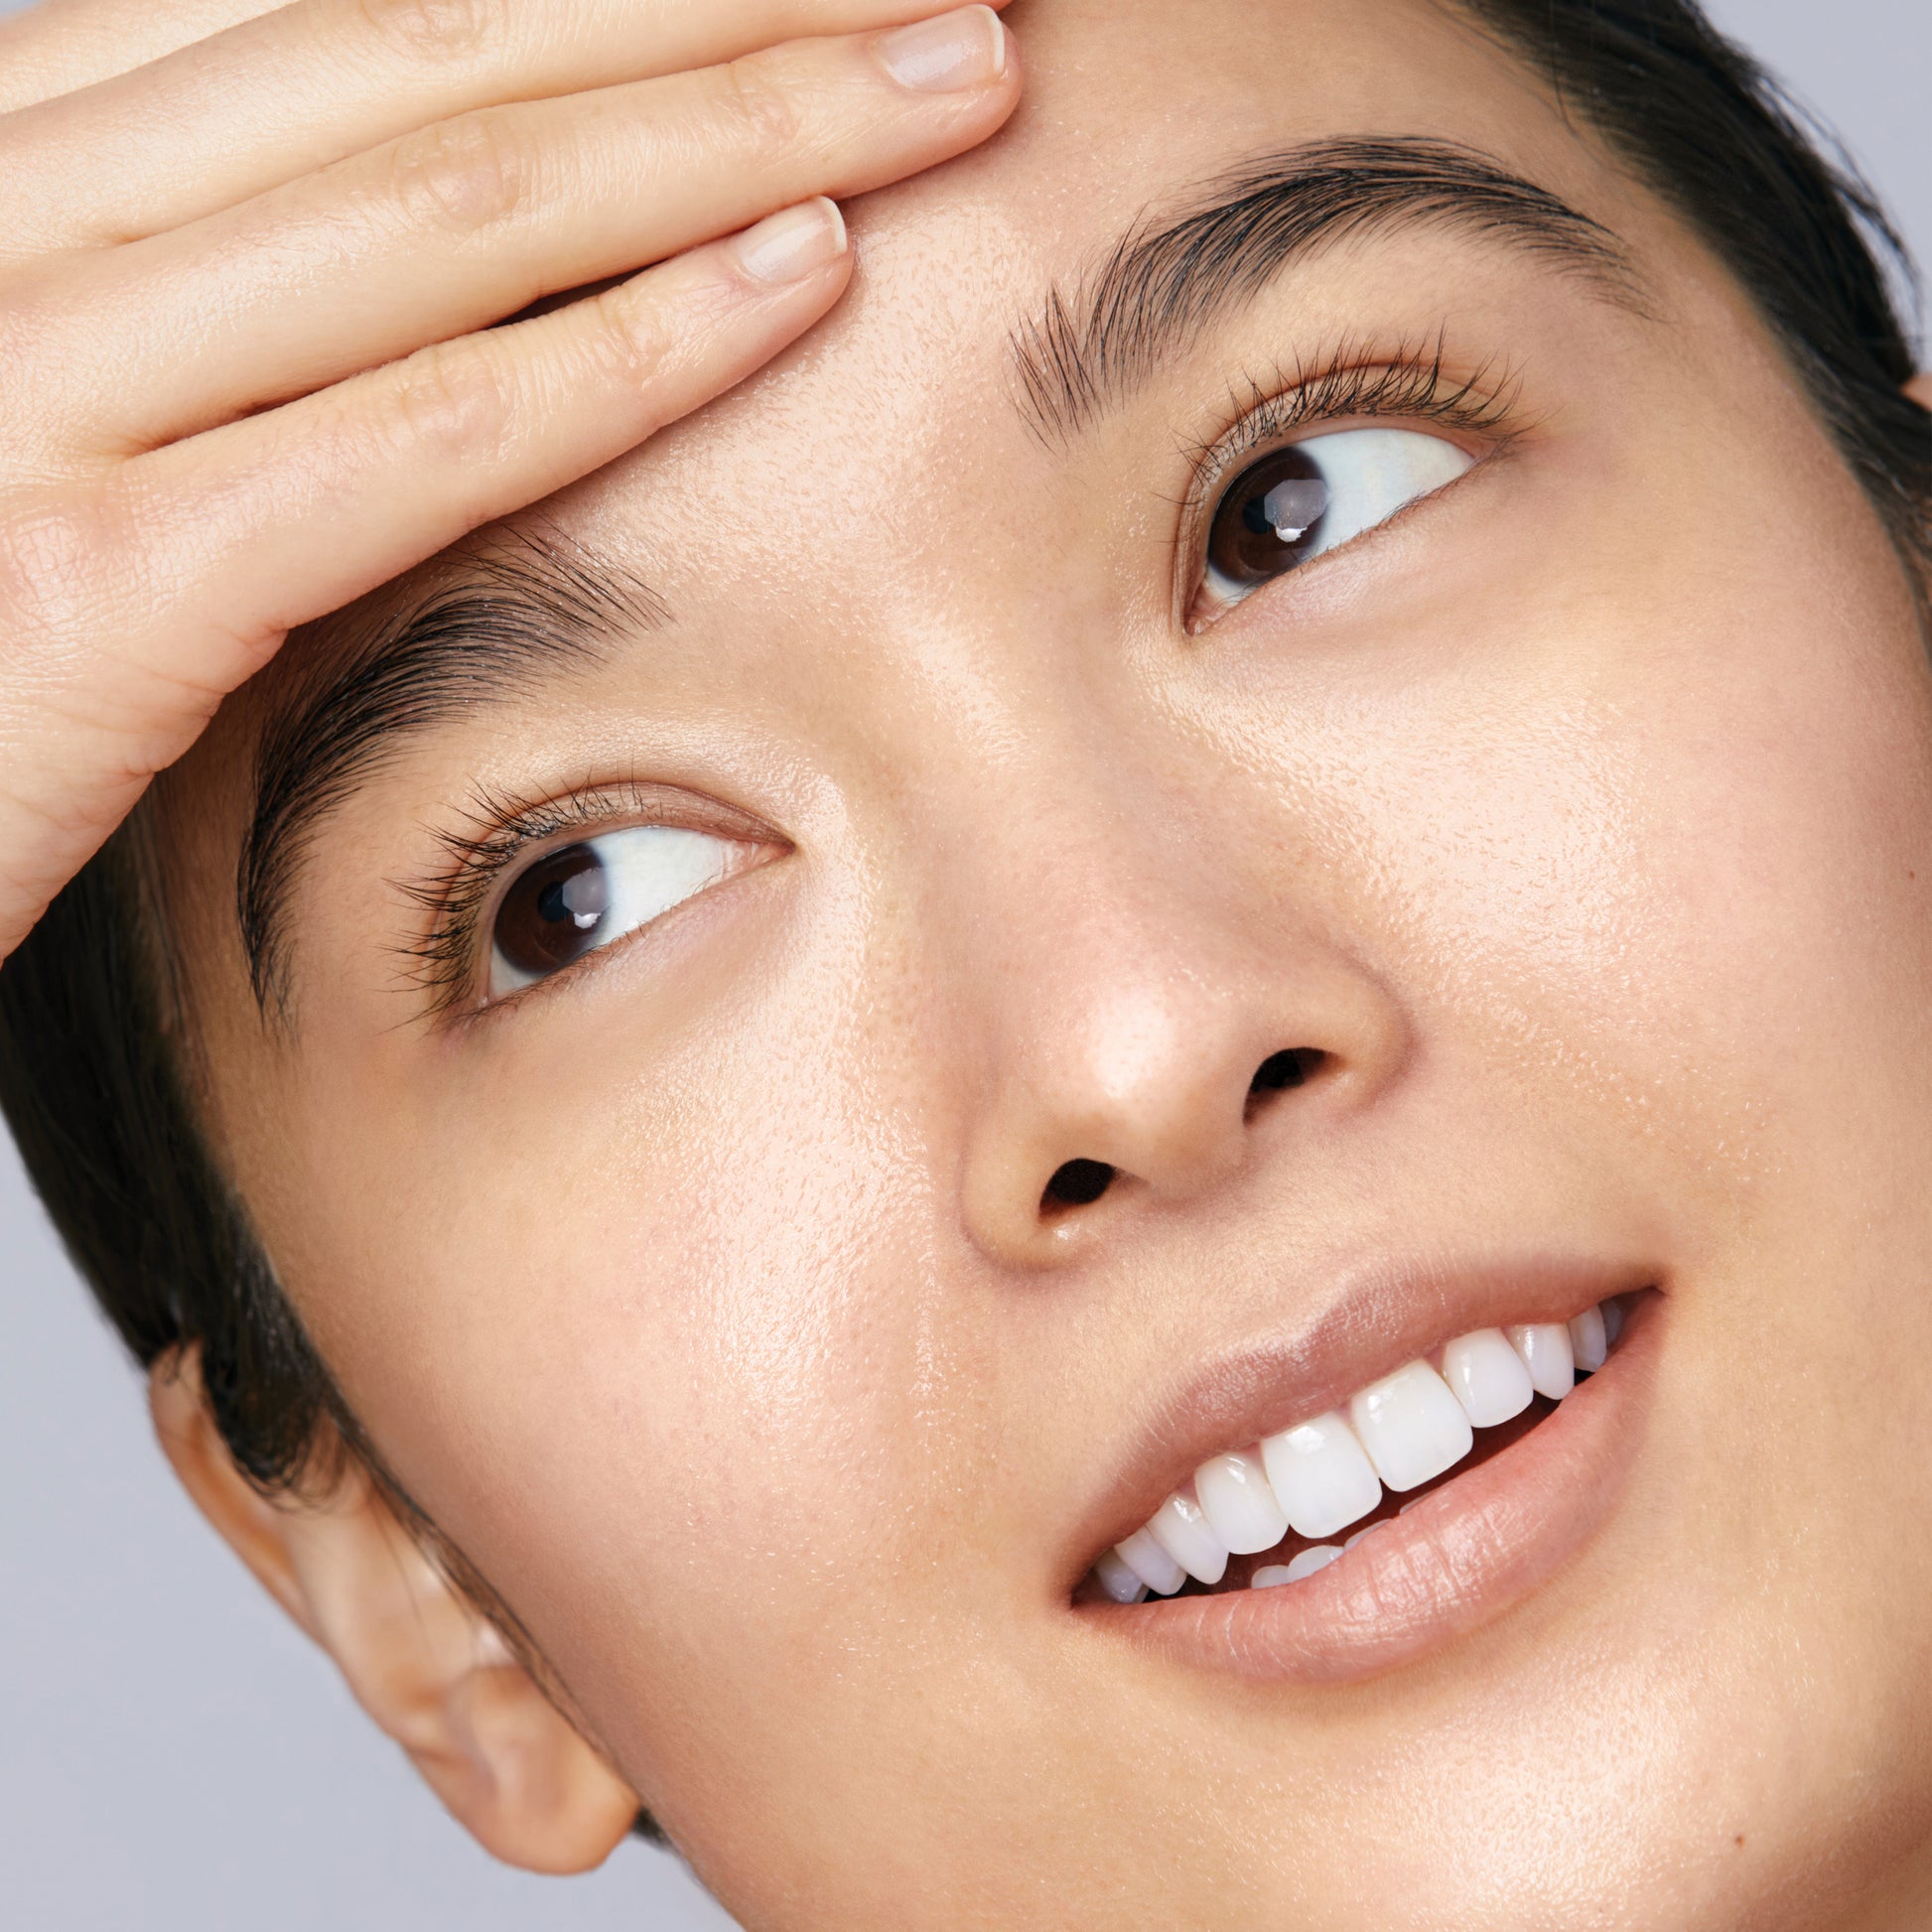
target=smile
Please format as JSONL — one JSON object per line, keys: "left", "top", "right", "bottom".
{"left": 1075, "top": 1278, "right": 1659, "bottom": 1682}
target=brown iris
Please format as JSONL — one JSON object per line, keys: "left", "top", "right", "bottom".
{"left": 492, "top": 842, "right": 611, "bottom": 980}
{"left": 1206, "top": 445, "right": 1331, "bottom": 590}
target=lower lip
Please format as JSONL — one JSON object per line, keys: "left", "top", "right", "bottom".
{"left": 1087, "top": 1294, "right": 1660, "bottom": 1684}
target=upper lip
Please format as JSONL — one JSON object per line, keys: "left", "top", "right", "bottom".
{"left": 1061, "top": 1251, "right": 1661, "bottom": 1589}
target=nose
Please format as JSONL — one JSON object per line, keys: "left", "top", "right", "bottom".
{"left": 950, "top": 819, "right": 1410, "bottom": 1268}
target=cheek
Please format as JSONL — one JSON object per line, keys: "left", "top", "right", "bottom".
{"left": 268, "top": 886, "right": 1001, "bottom": 1807}
{"left": 1203, "top": 393, "right": 1932, "bottom": 1218}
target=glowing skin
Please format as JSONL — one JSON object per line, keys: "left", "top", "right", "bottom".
{"left": 140, "top": 0, "right": 1932, "bottom": 1926}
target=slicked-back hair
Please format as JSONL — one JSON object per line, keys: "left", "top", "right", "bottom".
{"left": 1, "top": 0, "right": 1928, "bottom": 1843}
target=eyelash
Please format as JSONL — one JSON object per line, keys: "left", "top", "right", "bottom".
{"left": 393, "top": 778, "right": 693, "bottom": 1020}
{"left": 395, "top": 344, "right": 1522, "bottom": 1018}
{"left": 1176, "top": 336, "right": 1520, "bottom": 571}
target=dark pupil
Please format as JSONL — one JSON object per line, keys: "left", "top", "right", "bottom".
{"left": 493, "top": 843, "right": 611, "bottom": 979}
{"left": 1208, "top": 446, "right": 1330, "bottom": 588}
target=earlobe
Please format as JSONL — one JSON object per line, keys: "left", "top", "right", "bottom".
{"left": 148, "top": 1348, "right": 639, "bottom": 1874}
{"left": 1907, "top": 372, "right": 1932, "bottom": 411}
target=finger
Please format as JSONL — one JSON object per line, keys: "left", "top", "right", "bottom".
{"left": 0, "top": 201, "right": 851, "bottom": 953}
{"left": 51, "top": 11, "right": 1018, "bottom": 454}
{"left": 0, "top": 0, "right": 276, "bottom": 116}
{"left": 0, "top": 0, "right": 1013, "bottom": 253}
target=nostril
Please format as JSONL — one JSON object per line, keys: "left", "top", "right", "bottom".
{"left": 1247, "top": 1048, "right": 1323, "bottom": 1115}
{"left": 1041, "top": 1158, "right": 1117, "bottom": 1214}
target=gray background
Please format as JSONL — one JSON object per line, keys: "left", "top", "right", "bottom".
{"left": 1, "top": 2, "right": 1924, "bottom": 1926}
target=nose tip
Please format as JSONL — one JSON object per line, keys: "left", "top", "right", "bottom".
{"left": 1032, "top": 1048, "right": 1325, "bottom": 1223}
{"left": 943, "top": 798, "right": 1410, "bottom": 1270}
{"left": 962, "top": 991, "right": 1376, "bottom": 1268}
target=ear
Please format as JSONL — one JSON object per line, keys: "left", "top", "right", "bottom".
{"left": 1908, "top": 373, "right": 1932, "bottom": 412}
{"left": 150, "top": 1347, "right": 639, "bottom": 1873}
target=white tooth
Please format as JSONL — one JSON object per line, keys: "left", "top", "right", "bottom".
{"left": 1093, "top": 1548, "right": 1150, "bottom": 1603}
{"left": 1261, "top": 1411, "right": 1383, "bottom": 1538}
{"left": 1251, "top": 1564, "right": 1295, "bottom": 1588}
{"left": 1114, "top": 1528, "right": 1187, "bottom": 1596}
{"left": 1569, "top": 1305, "right": 1608, "bottom": 1374}
{"left": 1147, "top": 1490, "right": 1230, "bottom": 1586}
{"left": 1193, "top": 1449, "right": 1290, "bottom": 1555}
{"left": 1440, "top": 1327, "right": 1535, "bottom": 1428}
{"left": 1601, "top": 1298, "right": 1624, "bottom": 1347}
{"left": 1508, "top": 1322, "right": 1576, "bottom": 1399}
{"left": 1348, "top": 1360, "right": 1474, "bottom": 1492}
{"left": 1284, "top": 1544, "right": 1344, "bottom": 1582}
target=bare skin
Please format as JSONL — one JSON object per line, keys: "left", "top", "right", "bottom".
{"left": 0, "top": 0, "right": 1021, "bottom": 962}
{"left": 8, "top": 0, "right": 1932, "bottom": 1925}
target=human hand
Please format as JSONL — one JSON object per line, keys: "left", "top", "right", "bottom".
{"left": 0, "top": 0, "right": 1019, "bottom": 962}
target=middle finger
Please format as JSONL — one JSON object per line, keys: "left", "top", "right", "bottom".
{"left": 0, "top": 0, "right": 1014, "bottom": 255}
{"left": 42, "top": 10, "right": 1022, "bottom": 454}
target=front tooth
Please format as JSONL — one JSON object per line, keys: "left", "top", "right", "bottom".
{"left": 1508, "top": 1322, "right": 1576, "bottom": 1399}
{"left": 1348, "top": 1361, "right": 1475, "bottom": 1492}
{"left": 1569, "top": 1305, "right": 1608, "bottom": 1373}
{"left": 1114, "top": 1528, "right": 1187, "bottom": 1596}
{"left": 1601, "top": 1298, "right": 1624, "bottom": 1347}
{"left": 1194, "top": 1449, "right": 1290, "bottom": 1555}
{"left": 1147, "top": 1490, "right": 1230, "bottom": 1586}
{"left": 1260, "top": 1412, "right": 1383, "bottom": 1538}
{"left": 1440, "top": 1327, "right": 1535, "bottom": 1428}
{"left": 1093, "top": 1548, "right": 1149, "bottom": 1603}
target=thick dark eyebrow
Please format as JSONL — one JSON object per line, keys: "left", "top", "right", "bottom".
{"left": 237, "top": 529, "right": 668, "bottom": 1019}
{"left": 1011, "top": 136, "right": 1640, "bottom": 445}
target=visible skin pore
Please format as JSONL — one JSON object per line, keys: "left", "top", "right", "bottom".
{"left": 25, "top": 0, "right": 1932, "bottom": 1924}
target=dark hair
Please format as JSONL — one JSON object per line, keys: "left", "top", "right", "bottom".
{"left": 1, "top": 0, "right": 1927, "bottom": 1835}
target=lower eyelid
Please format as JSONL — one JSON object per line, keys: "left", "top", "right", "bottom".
{"left": 1188, "top": 433, "right": 1486, "bottom": 631}
{"left": 481, "top": 831, "right": 779, "bottom": 1010}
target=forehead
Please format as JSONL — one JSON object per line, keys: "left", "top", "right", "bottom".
{"left": 552, "top": 0, "right": 1608, "bottom": 583}
{"left": 177, "top": 0, "right": 1669, "bottom": 1013}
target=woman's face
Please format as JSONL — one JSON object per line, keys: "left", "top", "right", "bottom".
{"left": 161, "top": 0, "right": 1932, "bottom": 1922}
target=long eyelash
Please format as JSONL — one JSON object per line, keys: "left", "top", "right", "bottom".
{"left": 389, "top": 779, "right": 666, "bottom": 1017}
{"left": 1178, "top": 332, "right": 1523, "bottom": 514}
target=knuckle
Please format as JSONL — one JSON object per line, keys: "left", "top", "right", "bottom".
{"left": 586, "top": 284, "right": 679, "bottom": 390}
{"left": 377, "top": 340, "right": 511, "bottom": 462}
{"left": 713, "top": 55, "right": 805, "bottom": 161}
{"left": 386, "top": 109, "right": 529, "bottom": 237}
{"left": 348, "top": 0, "right": 495, "bottom": 69}
{"left": 0, "top": 491, "right": 113, "bottom": 640}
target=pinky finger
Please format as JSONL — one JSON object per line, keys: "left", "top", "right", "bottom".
{"left": 127, "top": 196, "right": 852, "bottom": 693}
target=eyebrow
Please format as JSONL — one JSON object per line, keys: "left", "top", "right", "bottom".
{"left": 237, "top": 529, "right": 668, "bottom": 1019}
{"left": 1011, "top": 136, "right": 1640, "bottom": 445}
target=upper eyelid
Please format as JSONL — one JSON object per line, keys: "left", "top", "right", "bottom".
{"left": 1177, "top": 346, "right": 1519, "bottom": 516}
{"left": 392, "top": 780, "right": 780, "bottom": 1018}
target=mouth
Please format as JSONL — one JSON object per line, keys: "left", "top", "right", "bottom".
{"left": 1072, "top": 1281, "right": 1659, "bottom": 1683}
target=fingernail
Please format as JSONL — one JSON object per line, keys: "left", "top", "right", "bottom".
{"left": 876, "top": 5, "right": 1007, "bottom": 92}
{"left": 732, "top": 198, "right": 849, "bottom": 285}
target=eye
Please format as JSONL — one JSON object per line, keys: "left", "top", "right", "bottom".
{"left": 488, "top": 824, "right": 745, "bottom": 1001}
{"left": 1197, "top": 425, "right": 1476, "bottom": 621}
